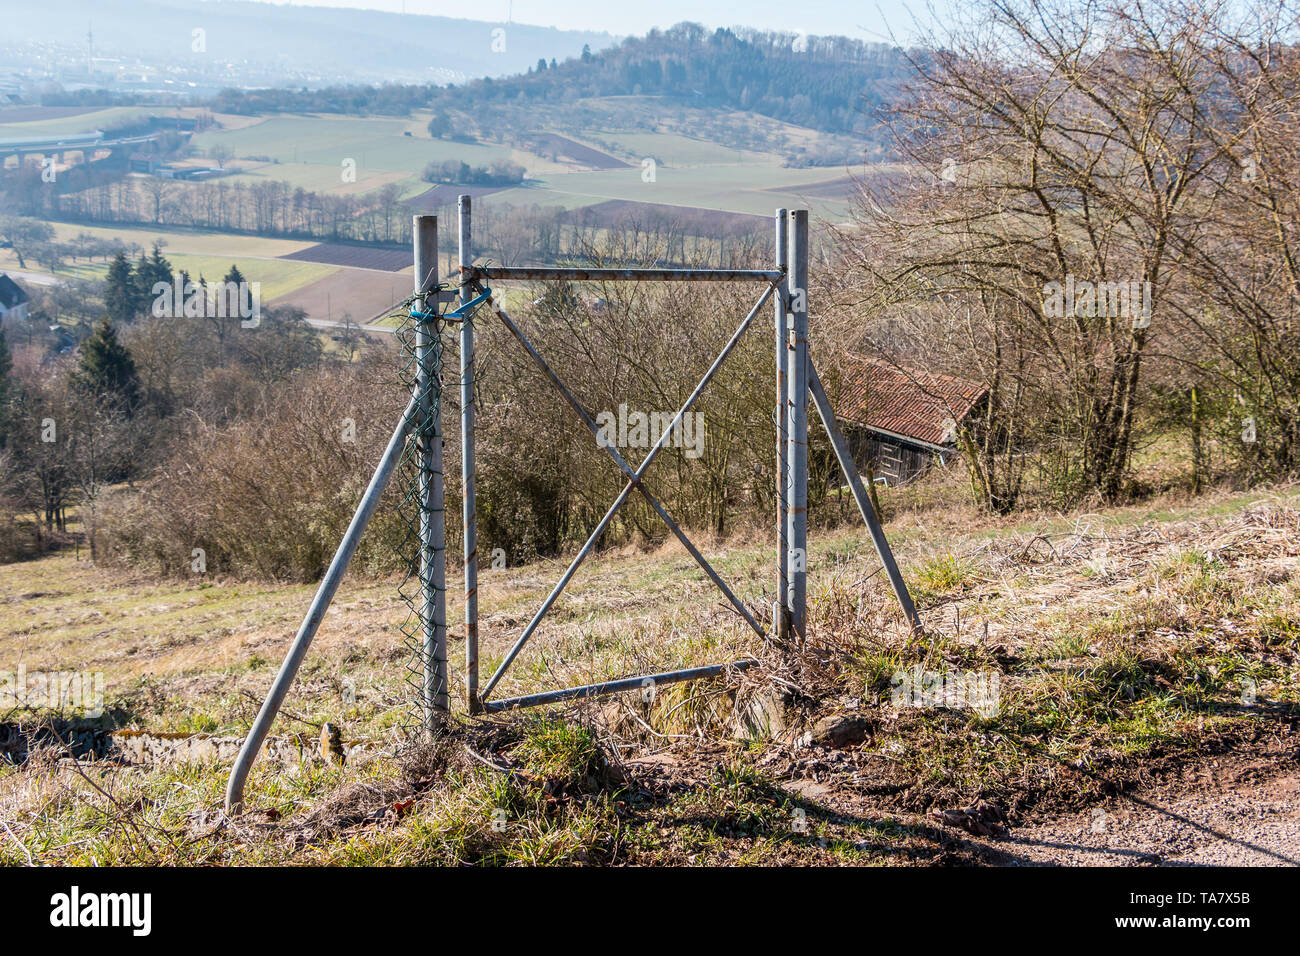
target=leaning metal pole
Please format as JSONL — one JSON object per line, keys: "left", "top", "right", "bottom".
{"left": 773, "top": 208, "right": 790, "bottom": 639}
{"left": 458, "top": 196, "right": 481, "bottom": 713}
{"left": 808, "top": 362, "right": 923, "bottom": 633}
{"left": 785, "top": 209, "right": 810, "bottom": 640}
{"left": 224, "top": 394, "right": 417, "bottom": 812}
{"left": 414, "top": 214, "right": 449, "bottom": 727}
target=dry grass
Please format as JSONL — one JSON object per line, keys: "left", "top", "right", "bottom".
{"left": 1, "top": 482, "right": 1297, "bottom": 864}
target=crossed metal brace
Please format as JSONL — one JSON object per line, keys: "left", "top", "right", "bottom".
{"left": 464, "top": 273, "right": 781, "bottom": 710}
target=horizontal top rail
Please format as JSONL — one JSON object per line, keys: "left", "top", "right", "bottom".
{"left": 463, "top": 266, "right": 784, "bottom": 283}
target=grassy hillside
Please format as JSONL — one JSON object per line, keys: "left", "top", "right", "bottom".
{"left": 2, "top": 479, "right": 1296, "bottom": 865}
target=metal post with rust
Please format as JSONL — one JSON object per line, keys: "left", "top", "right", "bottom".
{"left": 414, "top": 214, "right": 448, "bottom": 727}
{"left": 470, "top": 266, "right": 781, "bottom": 283}
{"left": 458, "top": 195, "right": 481, "bottom": 713}
{"left": 773, "top": 208, "right": 790, "bottom": 639}
{"left": 785, "top": 209, "right": 810, "bottom": 640}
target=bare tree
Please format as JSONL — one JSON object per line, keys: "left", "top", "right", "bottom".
{"left": 840, "top": 0, "right": 1257, "bottom": 506}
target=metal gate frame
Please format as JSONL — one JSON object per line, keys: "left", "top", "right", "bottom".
{"left": 224, "top": 202, "right": 919, "bottom": 811}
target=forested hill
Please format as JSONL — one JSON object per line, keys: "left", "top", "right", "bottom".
{"left": 212, "top": 23, "right": 920, "bottom": 137}
{"left": 472, "top": 24, "right": 917, "bottom": 135}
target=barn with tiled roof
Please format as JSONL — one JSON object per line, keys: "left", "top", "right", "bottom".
{"left": 830, "top": 356, "right": 987, "bottom": 484}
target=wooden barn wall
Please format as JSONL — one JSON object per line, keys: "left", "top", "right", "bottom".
{"left": 838, "top": 424, "right": 945, "bottom": 485}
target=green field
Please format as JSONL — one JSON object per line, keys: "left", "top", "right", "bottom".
{"left": 156, "top": 254, "right": 335, "bottom": 301}
{"left": 20, "top": 224, "right": 334, "bottom": 304}
{"left": 191, "top": 114, "right": 564, "bottom": 177}
{"left": 220, "top": 161, "right": 421, "bottom": 195}
{"left": 505, "top": 163, "right": 854, "bottom": 218}
{"left": 0, "top": 106, "right": 157, "bottom": 140}
{"left": 50, "top": 222, "right": 315, "bottom": 258}
{"left": 589, "top": 130, "right": 775, "bottom": 166}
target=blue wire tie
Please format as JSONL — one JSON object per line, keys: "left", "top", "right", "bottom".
{"left": 410, "top": 287, "right": 491, "bottom": 322}
{"left": 446, "top": 286, "right": 491, "bottom": 319}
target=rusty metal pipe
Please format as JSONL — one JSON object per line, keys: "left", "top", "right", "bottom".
{"left": 464, "top": 266, "right": 782, "bottom": 284}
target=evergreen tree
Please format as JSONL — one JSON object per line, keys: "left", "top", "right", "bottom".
{"left": 176, "top": 268, "right": 193, "bottom": 312}
{"left": 134, "top": 242, "right": 174, "bottom": 318}
{"left": 73, "top": 318, "right": 140, "bottom": 411}
{"left": 104, "top": 251, "right": 136, "bottom": 325}
{"left": 0, "top": 325, "right": 11, "bottom": 449}
{"left": 131, "top": 252, "right": 153, "bottom": 317}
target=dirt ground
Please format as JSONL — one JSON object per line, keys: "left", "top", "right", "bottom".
{"left": 982, "top": 770, "right": 1300, "bottom": 866}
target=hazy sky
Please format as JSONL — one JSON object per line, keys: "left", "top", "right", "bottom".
{"left": 237, "top": 0, "right": 951, "bottom": 42}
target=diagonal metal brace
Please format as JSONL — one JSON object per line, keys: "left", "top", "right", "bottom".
{"left": 807, "top": 360, "right": 923, "bottom": 633}
{"left": 474, "top": 279, "right": 779, "bottom": 700}
{"left": 225, "top": 394, "right": 418, "bottom": 811}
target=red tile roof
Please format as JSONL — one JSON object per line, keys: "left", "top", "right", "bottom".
{"left": 831, "top": 356, "right": 987, "bottom": 447}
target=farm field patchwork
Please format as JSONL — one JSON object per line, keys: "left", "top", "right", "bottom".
{"left": 183, "top": 109, "right": 861, "bottom": 218}
{"left": 220, "top": 161, "right": 420, "bottom": 196}
{"left": 190, "top": 114, "right": 564, "bottom": 179}
{"left": 277, "top": 267, "right": 413, "bottom": 325}
{"left": 15, "top": 108, "right": 869, "bottom": 334}
{"left": 589, "top": 130, "right": 776, "bottom": 167}
{"left": 518, "top": 163, "right": 859, "bottom": 218}
{"left": 49, "top": 222, "right": 317, "bottom": 259}
{"left": 280, "top": 243, "right": 413, "bottom": 271}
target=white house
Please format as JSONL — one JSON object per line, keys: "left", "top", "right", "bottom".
{"left": 0, "top": 273, "right": 29, "bottom": 321}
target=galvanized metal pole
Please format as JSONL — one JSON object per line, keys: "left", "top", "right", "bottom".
{"left": 458, "top": 195, "right": 480, "bottom": 714}
{"left": 807, "top": 362, "right": 923, "bottom": 633}
{"left": 785, "top": 209, "right": 810, "bottom": 640}
{"left": 414, "top": 215, "right": 448, "bottom": 727}
{"left": 773, "top": 208, "right": 790, "bottom": 640}
{"left": 224, "top": 394, "right": 418, "bottom": 812}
